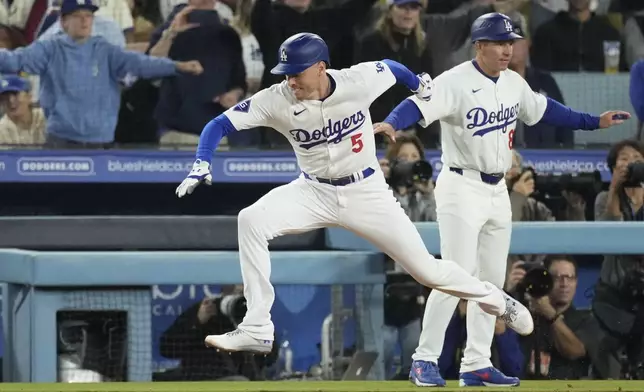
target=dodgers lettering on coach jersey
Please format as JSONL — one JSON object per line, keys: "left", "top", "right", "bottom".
{"left": 409, "top": 61, "right": 548, "bottom": 174}
{"left": 222, "top": 61, "right": 397, "bottom": 178}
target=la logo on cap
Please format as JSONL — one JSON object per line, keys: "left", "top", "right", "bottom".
{"left": 280, "top": 48, "right": 287, "bottom": 62}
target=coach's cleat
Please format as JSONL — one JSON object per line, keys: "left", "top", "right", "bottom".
{"left": 204, "top": 329, "right": 273, "bottom": 354}
{"left": 500, "top": 292, "right": 534, "bottom": 336}
{"left": 459, "top": 367, "right": 519, "bottom": 387}
{"left": 409, "top": 360, "right": 446, "bottom": 387}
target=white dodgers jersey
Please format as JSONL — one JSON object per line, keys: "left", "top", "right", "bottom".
{"left": 223, "top": 61, "right": 397, "bottom": 178}
{"left": 409, "top": 61, "right": 548, "bottom": 174}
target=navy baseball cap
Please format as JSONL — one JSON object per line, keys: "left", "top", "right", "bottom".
{"left": 61, "top": 0, "right": 99, "bottom": 17}
{"left": 390, "top": 0, "right": 423, "bottom": 6}
{"left": 0, "top": 75, "right": 31, "bottom": 94}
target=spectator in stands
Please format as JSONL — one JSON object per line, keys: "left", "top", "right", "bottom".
{"left": 148, "top": 1, "right": 247, "bottom": 147}
{"left": 157, "top": 287, "right": 278, "bottom": 381}
{"left": 531, "top": 0, "right": 624, "bottom": 72}
{"left": 424, "top": 0, "right": 469, "bottom": 14}
{"left": 0, "top": 0, "right": 203, "bottom": 148}
{"left": 160, "top": 0, "right": 234, "bottom": 24}
{"left": 505, "top": 149, "right": 554, "bottom": 268}
{"left": 629, "top": 59, "right": 644, "bottom": 140}
{"left": 251, "top": 0, "right": 377, "bottom": 91}
{"left": 356, "top": 0, "right": 436, "bottom": 148}
{"left": 94, "top": 0, "right": 135, "bottom": 41}
{"left": 0, "top": 25, "right": 39, "bottom": 105}
{"left": 508, "top": 149, "right": 587, "bottom": 223}
{"left": 0, "top": 74, "right": 45, "bottom": 147}
{"left": 595, "top": 139, "right": 644, "bottom": 221}
{"left": 591, "top": 139, "right": 644, "bottom": 378}
{"left": 38, "top": 4, "right": 127, "bottom": 48}
{"left": 507, "top": 17, "right": 573, "bottom": 149}
{"left": 418, "top": 0, "right": 529, "bottom": 78}
{"left": 0, "top": 0, "right": 48, "bottom": 43}
{"left": 231, "top": 0, "right": 264, "bottom": 96}
{"left": 385, "top": 134, "right": 436, "bottom": 222}
{"left": 528, "top": 0, "right": 612, "bottom": 38}
{"left": 0, "top": 24, "right": 28, "bottom": 49}
{"left": 622, "top": 3, "right": 644, "bottom": 69}
{"left": 423, "top": 0, "right": 506, "bottom": 78}
{"left": 439, "top": 299, "right": 524, "bottom": 379}
{"left": 506, "top": 150, "right": 556, "bottom": 223}
{"left": 379, "top": 134, "right": 434, "bottom": 379}
{"left": 520, "top": 255, "right": 593, "bottom": 379}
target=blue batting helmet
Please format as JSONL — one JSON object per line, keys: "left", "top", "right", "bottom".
{"left": 270, "top": 33, "right": 330, "bottom": 75}
{"left": 470, "top": 13, "right": 523, "bottom": 43}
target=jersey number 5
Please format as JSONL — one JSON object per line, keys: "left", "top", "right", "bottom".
{"left": 351, "top": 133, "right": 363, "bottom": 153}
{"left": 508, "top": 129, "right": 515, "bottom": 150}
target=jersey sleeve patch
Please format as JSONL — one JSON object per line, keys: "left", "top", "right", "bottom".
{"left": 375, "top": 61, "right": 385, "bottom": 74}
{"left": 233, "top": 99, "right": 251, "bottom": 113}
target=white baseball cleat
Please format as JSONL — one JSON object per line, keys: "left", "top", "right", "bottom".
{"left": 500, "top": 292, "right": 534, "bottom": 336}
{"left": 204, "top": 329, "right": 273, "bottom": 354}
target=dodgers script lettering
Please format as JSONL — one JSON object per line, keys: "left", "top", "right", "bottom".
{"left": 289, "top": 111, "right": 366, "bottom": 150}
{"left": 466, "top": 103, "right": 520, "bottom": 137}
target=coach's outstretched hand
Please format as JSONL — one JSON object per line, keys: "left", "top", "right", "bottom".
{"left": 373, "top": 122, "right": 396, "bottom": 143}
{"left": 413, "top": 72, "right": 433, "bottom": 101}
{"left": 599, "top": 111, "right": 631, "bottom": 128}
{"left": 176, "top": 159, "right": 212, "bottom": 198}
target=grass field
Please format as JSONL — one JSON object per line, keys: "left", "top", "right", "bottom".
{"left": 0, "top": 381, "right": 643, "bottom": 392}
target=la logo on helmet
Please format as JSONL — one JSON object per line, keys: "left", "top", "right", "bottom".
{"left": 504, "top": 20, "right": 513, "bottom": 32}
{"left": 280, "top": 48, "right": 288, "bottom": 62}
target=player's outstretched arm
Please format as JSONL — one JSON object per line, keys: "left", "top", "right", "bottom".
{"left": 175, "top": 114, "right": 237, "bottom": 198}
{"left": 538, "top": 97, "right": 630, "bottom": 130}
{"left": 176, "top": 89, "right": 275, "bottom": 198}
{"left": 380, "top": 59, "right": 433, "bottom": 101}
{"left": 373, "top": 98, "right": 424, "bottom": 142}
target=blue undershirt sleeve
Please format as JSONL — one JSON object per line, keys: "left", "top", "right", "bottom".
{"left": 195, "top": 114, "right": 237, "bottom": 163}
{"left": 630, "top": 61, "right": 644, "bottom": 122}
{"left": 382, "top": 59, "right": 420, "bottom": 91}
{"left": 539, "top": 97, "right": 600, "bottom": 130}
{"left": 383, "top": 98, "right": 424, "bottom": 131}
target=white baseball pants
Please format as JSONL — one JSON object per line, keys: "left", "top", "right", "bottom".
{"left": 234, "top": 170, "right": 507, "bottom": 340}
{"left": 412, "top": 168, "right": 512, "bottom": 373}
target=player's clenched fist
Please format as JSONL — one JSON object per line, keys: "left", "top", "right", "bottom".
{"left": 413, "top": 72, "right": 433, "bottom": 101}
{"left": 176, "top": 159, "right": 212, "bottom": 198}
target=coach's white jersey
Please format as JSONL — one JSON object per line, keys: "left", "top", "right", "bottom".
{"left": 223, "top": 61, "right": 397, "bottom": 178}
{"left": 410, "top": 61, "right": 548, "bottom": 174}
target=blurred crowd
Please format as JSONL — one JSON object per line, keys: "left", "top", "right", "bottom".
{"left": 0, "top": 0, "right": 643, "bottom": 149}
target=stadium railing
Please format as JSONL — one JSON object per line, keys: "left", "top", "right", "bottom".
{"left": 1, "top": 221, "right": 643, "bottom": 382}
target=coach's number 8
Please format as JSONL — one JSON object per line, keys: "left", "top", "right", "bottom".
{"left": 351, "top": 133, "right": 364, "bottom": 153}
{"left": 508, "top": 129, "right": 515, "bottom": 150}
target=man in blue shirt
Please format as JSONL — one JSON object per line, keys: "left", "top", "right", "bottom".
{"left": 630, "top": 59, "right": 644, "bottom": 140}
{"left": 0, "top": 0, "right": 203, "bottom": 148}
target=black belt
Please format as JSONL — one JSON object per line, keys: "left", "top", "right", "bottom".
{"left": 303, "top": 167, "right": 375, "bottom": 186}
{"left": 449, "top": 167, "right": 504, "bottom": 185}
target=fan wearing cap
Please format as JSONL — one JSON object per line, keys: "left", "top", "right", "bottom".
{"left": 0, "top": 74, "right": 46, "bottom": 148}
{"left": 0, "top": 0, "right": 203, "bottom": 148}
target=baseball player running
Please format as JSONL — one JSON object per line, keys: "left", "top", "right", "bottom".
{"left": 175, "top": 32, "right": 534, "bottom": 355}
{"left": 376, "top": 12, "right": 631, "bottom": 388}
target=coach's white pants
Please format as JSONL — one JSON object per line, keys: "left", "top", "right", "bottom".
{"left": 412, "top": 168, "right": 512, "bottom": 373}
{"left": 235, "top": 170, "right": 507, "bottom": 340}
